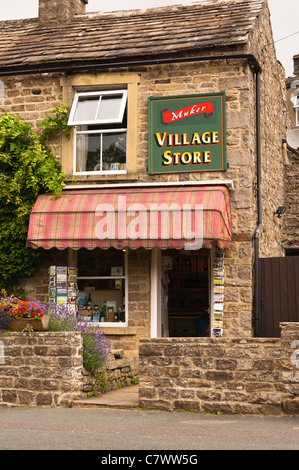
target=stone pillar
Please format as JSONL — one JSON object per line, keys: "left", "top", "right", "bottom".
{"left": 38, "top": 0, "right": 88, "bottom": 24}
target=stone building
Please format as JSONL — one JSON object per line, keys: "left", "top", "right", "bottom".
{"left": 0, "top": 0, "right": 288, "bottom": 358}
{"left": 284, "top": 55, "right": 299, "bottom": 254}
{"left": 286, "top": 54, "right": 299, "bottom": 131}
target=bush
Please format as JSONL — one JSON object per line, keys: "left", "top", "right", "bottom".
{"left": 81, "top": 327, "right": 111, "bottom": 373}
{"left": 48, "top": 304, "right": 78, "bottom": 332}
{"left": 0, "top": 111, "right": 66, "bottom": 289}
{"left": 48, "top": 305, "right": 111, "bottom": 373}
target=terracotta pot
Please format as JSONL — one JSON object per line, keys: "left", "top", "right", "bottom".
{"left": 8, "top": 315, "right": 50, "bottom": 331}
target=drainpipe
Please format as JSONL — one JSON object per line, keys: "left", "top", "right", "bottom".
{"left": 253, "top": 70, "right": 262, "bottom": 337}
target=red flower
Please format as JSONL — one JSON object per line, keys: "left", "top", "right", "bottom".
{"left": 30, "top": 312, "right": 36, "bottom": 318}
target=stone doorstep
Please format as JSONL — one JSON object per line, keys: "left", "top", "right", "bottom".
{"left": 72, "top": 384, "right": 139, "bottom": 409}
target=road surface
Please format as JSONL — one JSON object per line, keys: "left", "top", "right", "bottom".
{"left": 0, "top": 406, "right": 299, "bottom": 451}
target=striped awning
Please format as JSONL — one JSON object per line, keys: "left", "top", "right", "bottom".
{"left": 26, "top": 185, "right": 231, "bottom": 251}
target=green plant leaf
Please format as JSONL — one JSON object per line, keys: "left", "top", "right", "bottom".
{"left": 0, "top": 111, "right": 67, "bottom": 289}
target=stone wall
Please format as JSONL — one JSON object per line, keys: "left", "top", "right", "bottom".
{"left": 0, "top": 332, "right": 138, "bottom": 407}
{"left": 19, "top": 249, "right": 68, "bottom": 304}
{"left": 0, "top": 331, "right": 83, "bottom": 407}
{"left": 0, "top": 73, "right": 63, "bottom": 133}
{"left": 82, "top": 349, "right": 139, "bottom": 395}
{"left": 139, "top": 323, "right": 299, "bottom": 415}
{"left": 250, "top": 0, "right": 287, "bottom": 259}
{"left": 283, "top": 158, "right": 299, "bottom": 249}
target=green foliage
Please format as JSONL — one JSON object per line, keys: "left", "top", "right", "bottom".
{"left": 38, "top": 104, "right": 72, "bottom": 144}
{"left": 0, "top": 110, "right": 67, "bottom": 289}
{"left": 82, "top": 332, "right": 108, "bottom": 373}
{"left": 131, "top": 375, "right": 136, "bottom": 385}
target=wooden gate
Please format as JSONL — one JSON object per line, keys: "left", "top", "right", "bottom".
{"left": 258, "top": 256, "right": 299, "bottom": 337}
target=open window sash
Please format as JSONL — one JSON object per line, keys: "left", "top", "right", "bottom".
{"left": 68, "top": 90, "right": 127, "bottom": 126}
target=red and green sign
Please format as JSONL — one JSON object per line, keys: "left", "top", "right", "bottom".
{"left": 148, "top": 92, "right": 227, "bottom": 174}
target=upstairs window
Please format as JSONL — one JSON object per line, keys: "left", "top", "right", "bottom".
{"left": 291, "top": 90, "right": 299, "bottom": 127}
{"left": 68, "top": 90, "right": 127, "bottom": 175}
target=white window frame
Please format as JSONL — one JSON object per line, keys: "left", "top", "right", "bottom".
{"left": 68, "top": 90, "right": 127, "bottom": 126}
{"left": 292, "top": 92, "right": 299, "bottom": 127}
{"left": 69, "top": 89, "right": 128, "bottom": 176}
{"left": 77, "top": 250, "right": 128, "bottom": 328}
{"left": 73, "top": 128, "right": 127, "bottom": 176}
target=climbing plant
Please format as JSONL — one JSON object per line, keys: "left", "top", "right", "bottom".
{"left": 38, "top": 104, "right": 72, "bottom": 144}
{"left": 0, "top": 106, "right": 69, "bottom": 290}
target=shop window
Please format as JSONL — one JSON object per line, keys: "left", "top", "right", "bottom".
{"left": 77, "top": 248, "right": 127, "bottom": 326}
{"left": 68, "top": 90, "right": 127, "bottom": 175}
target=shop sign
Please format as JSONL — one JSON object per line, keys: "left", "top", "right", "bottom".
{"left": 148, "top": 92, "right": 227, "bottom": 174}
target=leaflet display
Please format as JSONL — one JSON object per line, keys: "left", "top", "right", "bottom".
{"left": 211, "top": 250, "right": 225, "bottom": 337}
{"left": 49, "top": 266, "right": 78, "bottom": 312}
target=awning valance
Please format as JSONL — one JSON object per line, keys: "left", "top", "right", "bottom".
{"left": 26, "top": 185, "right": 231, "bottom": 251}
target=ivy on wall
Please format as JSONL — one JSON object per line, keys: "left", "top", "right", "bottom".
{"left": 0, "top": 106, "right": 69, "bottom": 290}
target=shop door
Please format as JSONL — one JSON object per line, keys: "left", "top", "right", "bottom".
{"left": 166, "top": 250, "right": 210, "bottom": 337}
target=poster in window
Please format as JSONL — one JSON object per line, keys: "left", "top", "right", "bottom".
{"left": 111, "top": 267, "right": 123, "bottom": 276}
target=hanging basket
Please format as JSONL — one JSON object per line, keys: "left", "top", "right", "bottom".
{"left": 8, "top": 315, "right": 50, "bottom": 331}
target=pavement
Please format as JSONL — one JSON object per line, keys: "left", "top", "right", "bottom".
{"left": 72, "top": 384, "right": 139, "bottom": 409}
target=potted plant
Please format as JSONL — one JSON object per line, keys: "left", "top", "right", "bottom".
{"left": 0, "top": 290, "right": 49, "bottom": 331}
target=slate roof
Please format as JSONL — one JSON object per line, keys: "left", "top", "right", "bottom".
{"left": 0, "top": 0, "right": 264, "bottom": 74}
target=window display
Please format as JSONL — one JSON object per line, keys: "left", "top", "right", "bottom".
{"left": 76, "top": 248, "right": 127, "bottom": 325}
{"left": 48, "top": 249, "right": 127, "bottom": 325}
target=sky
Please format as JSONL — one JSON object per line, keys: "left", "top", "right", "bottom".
{"left": 0, "top": 0, "right": 298, "bottom": 77}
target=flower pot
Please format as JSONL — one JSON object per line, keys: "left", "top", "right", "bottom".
{"left": 8, "top": 315, "right": 50, "bottom": 331}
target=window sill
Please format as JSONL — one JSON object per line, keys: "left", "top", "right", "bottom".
{"left": 79, "top": 322, "right": 137, "bottom": 335}
{"left": 74, "top": 171, "right": 127, "bottom": 177}
{"left": 66, "top": 173, "right": 139, "bottom": 184}
{"left": 102, "top": 326, "right": 137, "bottom": 336}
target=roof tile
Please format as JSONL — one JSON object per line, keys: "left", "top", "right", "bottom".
{"left": 0, "top": 0, "right": 264, "bottom": 73}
